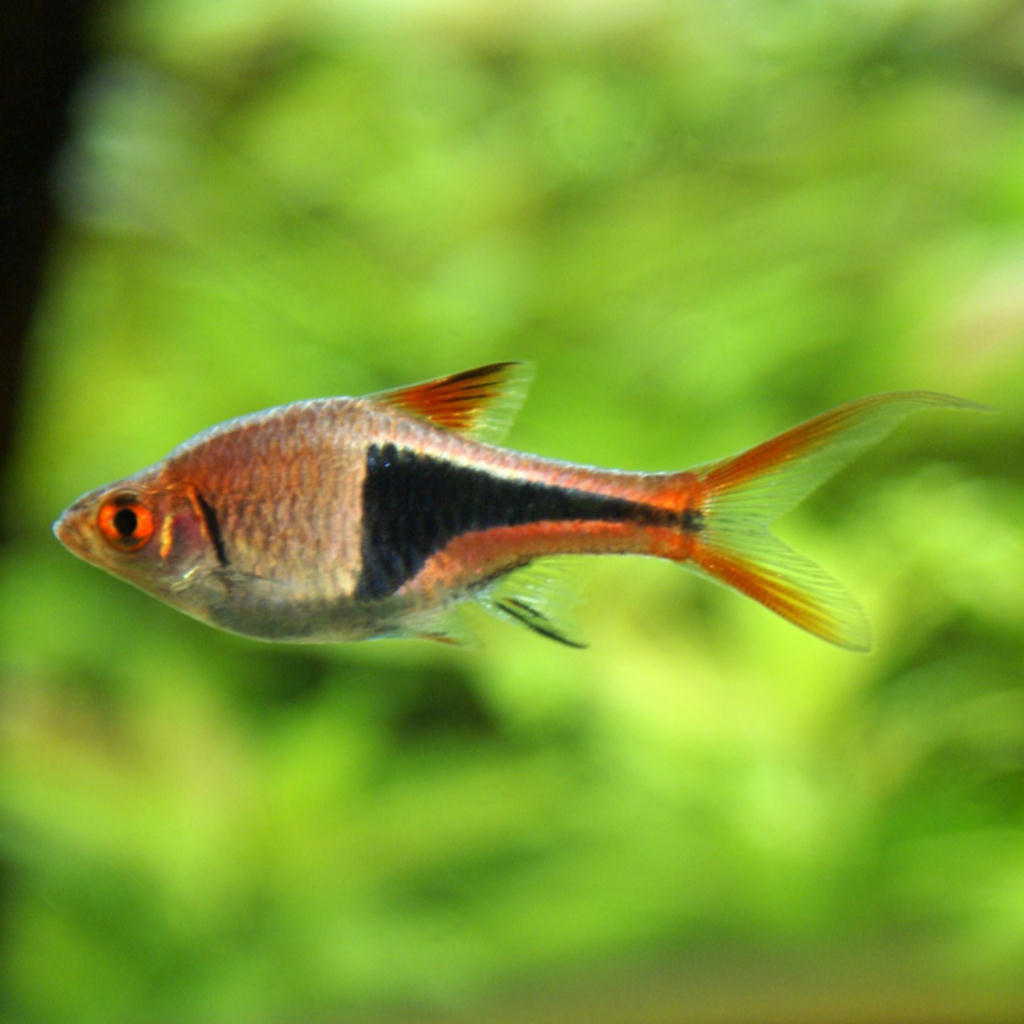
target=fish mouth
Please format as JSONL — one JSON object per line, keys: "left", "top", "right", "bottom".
{"left": 52, "top": 512, "right": 75, "bottom": 549}
{"left": 53, "top": 501, "right": 89, "bottom": 555}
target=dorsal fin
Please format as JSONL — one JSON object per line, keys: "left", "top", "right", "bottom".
{"left": 371, "top": 362, "right": 533, "bottom": 443}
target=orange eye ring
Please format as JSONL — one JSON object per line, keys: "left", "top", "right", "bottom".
{"left": 97, "top": 498, "right": 155, "bottom": 551}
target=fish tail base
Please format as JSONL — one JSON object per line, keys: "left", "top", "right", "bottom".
{"left": 676, "top": 391, "right": 984, "bottom": 649}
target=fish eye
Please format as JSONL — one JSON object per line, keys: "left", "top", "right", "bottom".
{"left": 97, "top": 496, "right": 155, "bottom": 551}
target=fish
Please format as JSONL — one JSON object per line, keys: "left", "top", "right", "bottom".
{"left": 53, "top": 363, "right": 983, "bottom": 650}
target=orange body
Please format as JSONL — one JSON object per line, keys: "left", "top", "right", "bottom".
{"left": 53, "top": 363, "right": 982, "bottom": 648}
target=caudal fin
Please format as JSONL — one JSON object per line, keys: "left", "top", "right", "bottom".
{"left": 687, "top": 392, "right": 986, "bottom": 650}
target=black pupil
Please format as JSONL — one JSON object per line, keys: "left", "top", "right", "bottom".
{"left": 112, "top": 507, "right": 138, "bottom": 538}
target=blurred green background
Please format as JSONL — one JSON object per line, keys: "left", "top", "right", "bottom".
{"left": 4, "top": 1, "right": 1024, "bottom": 1021}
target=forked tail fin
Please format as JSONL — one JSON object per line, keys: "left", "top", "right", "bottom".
{"left": 687, "top": 392, "right": 986, "bottom": 650}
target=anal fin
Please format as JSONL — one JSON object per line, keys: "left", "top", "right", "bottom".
{"left": 477, "top": 558, "right": 587, "bottom": 648}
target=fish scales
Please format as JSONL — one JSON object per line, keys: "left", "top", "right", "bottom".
{"left": 53, "top": 362, "right": 984, "bottom": 649}
{"left": 354, "top": 441, "right": 685, "bottom": 602}
{"left": 169, "top": 400, "right": 366, "bottom": 604}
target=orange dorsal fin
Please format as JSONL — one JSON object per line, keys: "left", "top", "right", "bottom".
{"left": 371, "top": 362, "right": 533, "bottom": 442}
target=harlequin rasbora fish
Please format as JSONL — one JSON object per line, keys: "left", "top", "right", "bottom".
{"left": 53, "top": 363, "right": 982, "bottom": 650}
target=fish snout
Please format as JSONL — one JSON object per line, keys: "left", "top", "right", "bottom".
{"left": 53, "top": 500, "right": 91, "bottom": 555}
